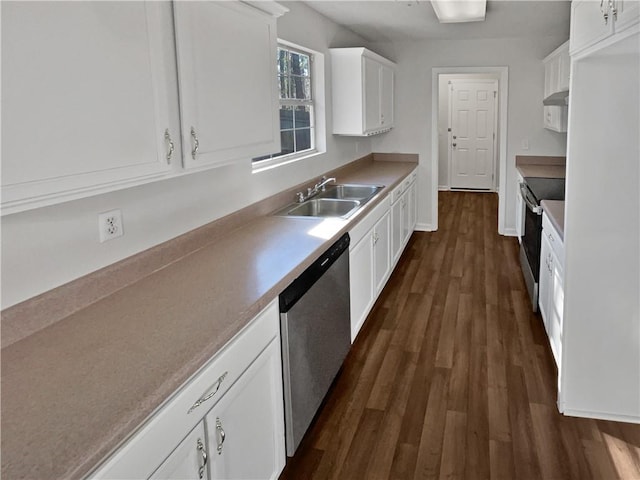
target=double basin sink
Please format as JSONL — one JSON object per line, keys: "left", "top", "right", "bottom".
{"left": 277, "top": 184, "right": 384, "bottom": 219}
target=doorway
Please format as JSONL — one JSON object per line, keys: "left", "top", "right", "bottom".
{"left": 430, "top": 67, "right": 509, "bottom": 234}
{"left": 448, "top": 79, "right": 498, "bottom": 190}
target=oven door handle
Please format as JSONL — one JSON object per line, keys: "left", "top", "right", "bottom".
{"left": 519, "top": 183, "right": 543, "bottom": 215}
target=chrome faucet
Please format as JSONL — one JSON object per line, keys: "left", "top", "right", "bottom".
{"left": 295, "top": 176, "right": 336, "bottom": 203}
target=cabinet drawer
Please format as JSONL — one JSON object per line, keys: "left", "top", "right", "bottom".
{"left": 90, "top": 299, "right": 279, "bottom": 479}
{"left": 350, "top": 195, "right": 391, "bottom": 247}
{"left": 542, "top": 213, "right": 564, "bottom": 264}
{"left": 391, "top": 171, "right": 414, "bottom": 204}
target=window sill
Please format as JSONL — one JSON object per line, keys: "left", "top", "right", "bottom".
{"left": 252, "top": 149, "right": 321, "bottom": 173}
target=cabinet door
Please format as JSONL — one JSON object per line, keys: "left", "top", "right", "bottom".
{"left": 1, "top": 1, "right": 176, "bottom": 214}
{"left": 570, "top": 0, "right": 613, "bottom": 55}
{"left": 408, "top": 180, "right": 417, "bottom": 232}
{"left": 150, "top": 423, "right": 208, "bottom": 480}
{"left": 391, "top": 197, "right": 404, "bottom": 265}
{"left": 544, "top": 55, "right": 560, "bottom": 98}
{"left": 373, "top": 211, "right": 391, "bottom": 295}
{"left": 363, "top": 57, "right": 382, "bottom": 132}
{"left": 548, "top": 251, "right": 564, "bottom": 369}
{"left": 401, "top": 191, "right": 411, "bottom": 246}
{"left": 614, "top": 0, "right": 640, "bottom": 33}
{"left": 557, "top": 44, "right": 571, "bottom": 92}
{"left": 515, "top": 178, "right": 525, "bottom": 242}
{"left": 544, "top": 105, "right": 568, "bottom": 132}
{"left": 538, "top": 231, "right": 552, "bottom": 331}
{"left": 380, "top": 65, "right": 394, "bottom": 129}
{"left": 206, "top": 340, "right": 285, "bottom": 480}
{"left": 174, "top": 2, "right": 280, "bottom": 170}
{"left": 349, "top": 234, "right": 374, "bottom": 341}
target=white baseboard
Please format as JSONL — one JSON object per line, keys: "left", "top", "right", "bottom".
{"left": 415, "top": 222, "right": 435, "bottom": 232}
{"left": 502, "top": 227, "right": 517, "bottom": 237}
{"left": 438, "top": 185, "right": 450, "bottom": 191}
{"left": 562, "top": 408, "right": 640, "bottom": 425}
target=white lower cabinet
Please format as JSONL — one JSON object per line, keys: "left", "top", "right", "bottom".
{"left": 539, "top": 213, "right": 564, "bottom": 378}
{"left": 151, "top": 424, "right": 208, "bottom": 480}
{"left": 349, "top": 168, "right": 417, "bottom": 341}
{"left": 204, "top": 340, "right": 284, "bottom": 480}
{"left": 90, "top": 300, "right": 285, "bottom": 480}
{"left": 515, "top": 171, "right": 525, "bottom": 242}
{"left": 391, "top": 170, "right": 417, "bottom": 265}
{"left": 349, "top": 199, "right": 390, "bottom": 341}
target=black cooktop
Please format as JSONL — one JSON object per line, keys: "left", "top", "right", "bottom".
{"left": 524, "top": 176, "right": 565, "bottom": 203}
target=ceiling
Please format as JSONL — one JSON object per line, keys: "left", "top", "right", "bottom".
{"left": 302, "top": 0, "right": 571, "bottom": 42}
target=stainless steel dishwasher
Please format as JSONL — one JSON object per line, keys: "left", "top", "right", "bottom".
{"left": 279, "top": 232, "right": 351, "bottom": 457}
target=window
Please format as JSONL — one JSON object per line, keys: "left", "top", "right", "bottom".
{"left": 253, "top": 44, "right": 316, "bottom": 165}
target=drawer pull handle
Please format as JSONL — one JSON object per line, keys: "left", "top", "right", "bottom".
{"left": 216, "top": 417, "right": 226, "bottom": 455}
{"left": 164, "top": 129, "right": 174, "bottom": 164}
{"left": 191, "top": 126, "right": 200, "bottom": 160}
{"left": 197, "top": 438, "right": 207, "bottom": 479}
{"left": 187, "top": 371, "right": 228, "bottom": 414}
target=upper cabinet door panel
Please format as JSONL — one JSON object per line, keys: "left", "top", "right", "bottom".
{"left": 380, "top": 65, "right": 394, "bottom": 128}
{"left": 570, "top": 0, "right": 614, "bottom": 55}
{"left": 174, "top": 2, "right": 280, "bottom": 170}
{"left": 363, "top": 57, "right": 382, "bottom": 133}
{"left": 1, "top": 1, "right": 175, "bottom": 214}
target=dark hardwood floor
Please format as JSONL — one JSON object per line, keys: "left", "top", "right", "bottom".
{"left": 280, "top": 191, "right": 640, "bottom": 480}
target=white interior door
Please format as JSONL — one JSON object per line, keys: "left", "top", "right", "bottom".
{"left": 449, "top": 80, "right": 497, "bottom": 190}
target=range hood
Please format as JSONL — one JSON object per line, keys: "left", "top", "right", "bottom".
{"left": 543, "top": 90, "right": 569, "bottom": 106}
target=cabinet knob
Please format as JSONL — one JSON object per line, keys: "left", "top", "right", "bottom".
{"left": 601, "top": 0, "right": 609, "bottom": 24}
{"left": 197, "top": 438, "right": 208, "bottom": 479}
{"left": 215, "top": 417, "right": 226, "bottom": 455}
{"left": 191, "top": 126, "right": 200, "bottom": 160}
{"left": 164, "top": 129, "right": 174, "bottom": 164}
{"left": 609, "top": 0, "right": 617, "bottom": 20}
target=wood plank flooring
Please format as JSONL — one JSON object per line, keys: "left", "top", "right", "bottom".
{"left": 280, "top": 191, "right": 640, "bottom": 480}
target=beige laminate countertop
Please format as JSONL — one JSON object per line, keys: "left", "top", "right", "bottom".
{"left": 1, "top": 160, "right": 417, "bottom": 480}
{"left": 515, "top": 155, "right": 565, "bottom": 179}
{"left": 541, "top": 200, "right": 565, "bottom": 240}
{"left": 516, "top": 164, "right": 566, "bottom": 179}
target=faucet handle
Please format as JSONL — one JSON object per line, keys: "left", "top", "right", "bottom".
{"left": 296, "top": 192, "right": 305, "bottom": 203}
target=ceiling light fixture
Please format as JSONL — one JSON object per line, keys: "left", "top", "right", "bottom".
{"left": 430, "top": 0, "right": 487, "bottom": 23}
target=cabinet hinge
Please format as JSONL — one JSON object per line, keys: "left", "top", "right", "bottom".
{"left": 448, "top": 127, "right": 452, "bottom": 132}
{"left": 494, "top": 91, "right": 497, "bottom": 98}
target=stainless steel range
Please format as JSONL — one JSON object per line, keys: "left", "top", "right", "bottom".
{"left": 519, "top": 177, "right": 565, "bottom": 310}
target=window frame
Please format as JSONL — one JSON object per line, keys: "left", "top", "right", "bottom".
{"left": 253, "top": 41, "right": 321, "bottom": 171}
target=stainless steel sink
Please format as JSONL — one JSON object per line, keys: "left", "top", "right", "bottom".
{"left": 317, "top": 184, "right": 384, "bottom": 202}
{"left": 284, "top": 198, "right": 360, "bottom": 218}
{"left": 275, "top": 183, "right": 385, "bottom": 219}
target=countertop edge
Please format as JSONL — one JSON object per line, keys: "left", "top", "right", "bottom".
{"left": 1, "top": 158, "right": 419, "bottom": 480}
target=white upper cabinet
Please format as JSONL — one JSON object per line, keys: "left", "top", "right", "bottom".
{"left": 1, "top": 1, "right": 287, "bottom": 215}
{"left": 543, "top": 40, "right": 570, "bottom": 99}
{"left": 173, "top": 1, "right": 284, "bottom": 171}
{"left": 570, "top": 0, "right": 640, "bottom": 56}
{"left": 1, "top": 1, "right": 178, "bottom": 214}
{"left": 331, "top": 47, "right": 396, "bottom": 136}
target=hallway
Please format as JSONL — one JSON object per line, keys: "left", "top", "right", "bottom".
{"left": 280, "top": 191, "right": 640, "bottom": 480}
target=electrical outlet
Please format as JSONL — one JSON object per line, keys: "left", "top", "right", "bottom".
{"left": 98, "top": 209, "right": 123, "bottom": 242}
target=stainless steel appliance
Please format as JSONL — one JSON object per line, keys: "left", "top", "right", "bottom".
{"left": 519, "top": 177, "right": 565, "bottom": 310}
{"left": 279, "top": 233, "right": 351, "bottom": 456}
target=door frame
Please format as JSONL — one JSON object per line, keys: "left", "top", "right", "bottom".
{"left": 431, "top": 67, "right": 509, "bottom": 235}
{"left": 447, "top": 78, "right": 499, "bottom": 191}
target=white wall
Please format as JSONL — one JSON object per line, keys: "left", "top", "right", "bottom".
{"left": 1, "top": 2, "right": 372, "bottom": 309}
{"left": 371, "top": 36, "right": 568, "bottom": 231}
